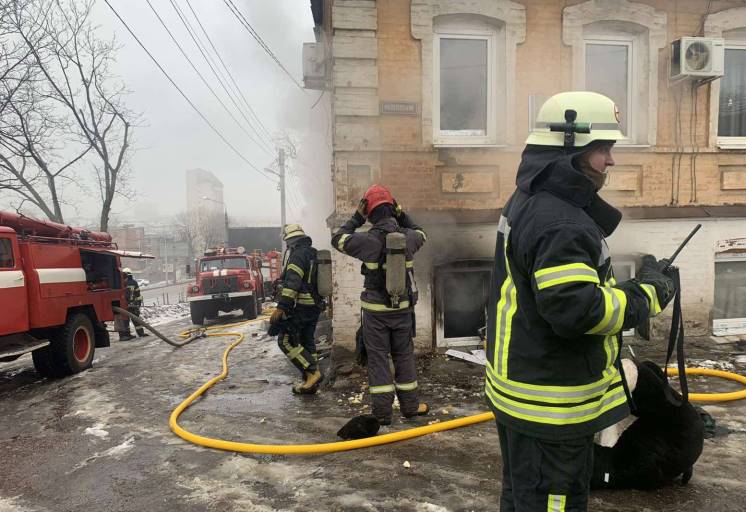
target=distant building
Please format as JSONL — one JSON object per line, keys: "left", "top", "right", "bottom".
{"left": 111, "top": 225, "right": 146, "bottom": 274}
{"left": 185, "top": 168, "right": 227, "bottom": 248}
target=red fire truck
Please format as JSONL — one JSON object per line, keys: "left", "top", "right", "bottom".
{"left": 0, "top": 211, "right": 140, "bottom": 377}
{"left": 186, "top": 247, "right": 265, "bottom": 325}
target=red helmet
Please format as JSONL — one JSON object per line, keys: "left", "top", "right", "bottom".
{"left": 363, "top": 184, "right": 394, "bottom": 215}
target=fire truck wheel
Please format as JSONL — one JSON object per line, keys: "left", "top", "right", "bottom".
{"left": 33, "top": 314, "right": 95, "bottom": 377}
{"left": 243, "top": 297, "right": 258, "bottom": 320}
{"left": 190, "top": 303, "right": 205, "bottom": 325}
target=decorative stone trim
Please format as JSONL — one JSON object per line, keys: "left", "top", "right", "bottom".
{"left": 410, "top": 0, "right": 526, "bottom": 147}
{"left": 705, "top": 7, "right": 746, "bottom": 148}
{"left": 563, "top": 0, "right": 666, "bottom": 146}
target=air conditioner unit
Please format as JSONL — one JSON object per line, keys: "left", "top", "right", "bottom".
{"left": 302, "top": 42, "right": 327, "bottom": 90}
{"left": 670, "top": 37, "right": 725, "bottom": 82}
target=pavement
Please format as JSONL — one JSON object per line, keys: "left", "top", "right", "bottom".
{"left": 1, "top": 318, "right": 745, "bottom": 511}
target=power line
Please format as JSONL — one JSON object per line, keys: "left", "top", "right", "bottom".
{"left": 183, "top": 0, "right": 274, "bottom": 143}
{"left": 222, "top": 0, "right": 306, "bottom": 93}
{"left": 102, "top": 0, "right": 274, "bottom": 182}
{"left": 168, "top": 0, "right": 274, "bottom": 153}
{"left": 143, "top": 0, "right": 272, "bottom": 156}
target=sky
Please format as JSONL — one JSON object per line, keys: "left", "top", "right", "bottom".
{"left": 1, "top": 0, "right": 333, "bottom": 242}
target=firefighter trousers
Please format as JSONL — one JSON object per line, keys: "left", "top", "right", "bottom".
{"left": 362, "top": 309, "right": 419, "bottom": 421}
{"left": 497, "top": 422, "right": 594, "bottom": 512}
{"left": 277, "top": 308, "right": 320, "bottom": 375}
{"left": 119, "top": 306, "right": 145, "bottom": 337}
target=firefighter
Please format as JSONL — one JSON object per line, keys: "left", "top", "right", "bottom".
{"left": 486, "top": 91, "right": 675, "bottom": 512}
{"left": 270, "top": 224, "right": 324, "bottom": 394}
{"left": 332, "top": 184, "right": 429, "bottom": 426}
{"left": 119, "top": 268, "right": 145, "bottom": 341}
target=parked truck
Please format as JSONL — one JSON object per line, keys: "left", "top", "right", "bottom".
{"left": 186, "top": 247, "right": 265, "bottom": 325}
{"left": 0, "top": 211, "right": 141, "bottom": 377}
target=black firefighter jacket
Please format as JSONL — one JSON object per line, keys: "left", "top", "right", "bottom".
{"left": 486, "top": 146, "right": 656, "bottom": 441}
{"left": 277, "top": 236, "right": 320, "bottom": 314}
{"left": 332, "top": 212, "right": 426, "bottom": 313}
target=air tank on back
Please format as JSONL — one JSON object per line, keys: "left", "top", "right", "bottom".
{"left": 385, "top": 232, "right": 407, "bottom": 307}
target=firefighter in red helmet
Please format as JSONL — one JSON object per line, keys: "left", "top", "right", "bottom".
{"left": 332, "top": 184, "right": 429, "bottom": 426}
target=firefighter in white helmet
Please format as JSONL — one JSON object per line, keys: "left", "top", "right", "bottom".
{"left": 485, "top": 92, "right": 675, "bottom": 511}
{"left": 119, "top": 268, "right": 145, "bottom": 341}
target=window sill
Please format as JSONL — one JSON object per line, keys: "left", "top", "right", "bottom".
{"left": 717, "top": 144, "right": 746, "bottom": 150}
{"left": 614, "top": 144, "right": 651, "bottom": 150}
{"left": 433, "top": 143, "right": 508, "bottom": 149}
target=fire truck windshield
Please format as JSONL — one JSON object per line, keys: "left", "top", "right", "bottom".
{"left": 200, "top": 257, "right": 247, "bottom": 272}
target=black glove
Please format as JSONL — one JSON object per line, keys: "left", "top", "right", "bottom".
{"left": 351, "top": 199, "right": 367, "bottom": 227}
{"left": 638, "top": 255, "right": 675, "bottom": 309}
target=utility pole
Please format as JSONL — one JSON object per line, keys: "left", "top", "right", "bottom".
{"left": 279, "top": 147, "right": 286, "bottom": 252}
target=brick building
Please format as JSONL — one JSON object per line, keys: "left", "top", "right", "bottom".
{"left": 307, "top": 0, "right": 746, "bottom": 351}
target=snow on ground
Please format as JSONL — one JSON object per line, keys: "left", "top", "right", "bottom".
{"left": 137, "top": 303, "right": 190, "bottom": 326}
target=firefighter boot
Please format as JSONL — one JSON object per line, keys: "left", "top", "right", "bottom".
{"left": 403, "top": 403, "right": 429, "bottom": 419}
{"left": 136, "top": 327, "right": 146, "bottom": 338}
{"left": 292, "top": 369, "right": 322, "bottom": 394}
{"left": 119, "top": 333, "right": 134, "bottom": 341}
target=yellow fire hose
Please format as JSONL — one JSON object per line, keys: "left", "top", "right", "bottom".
{"left": 169, "top": 318, "right": 746, "bottom": 455}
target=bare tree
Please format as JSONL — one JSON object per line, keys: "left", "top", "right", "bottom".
{"left": 174, "top": 208, "right": 226, "bottom": 258}
{"left": 0, "top": 0, "right": 137, "bottom": 230}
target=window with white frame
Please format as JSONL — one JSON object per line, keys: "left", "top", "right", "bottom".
{"left": 433, "top": 16, "right": 503, "bottom": 146}
{"left": 718, "top": 29, "right": 746, "bottom": 142}
{"left": 585, "top": 38, "right": 634, "bottom": 138}
{"left": 713, "top": 253, "right": 746, "bottom": 336}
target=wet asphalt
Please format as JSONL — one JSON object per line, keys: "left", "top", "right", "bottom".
{"left": 1, "top": 317, "right": 745, "bottom": 511}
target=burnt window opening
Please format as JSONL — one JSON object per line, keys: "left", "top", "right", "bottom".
{"left": 435, "top": 260, "right": 491, "bottom": 347}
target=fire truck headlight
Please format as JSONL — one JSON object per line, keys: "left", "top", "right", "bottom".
{"left": 191, "top": 285, "right": 199, "bottom": 293}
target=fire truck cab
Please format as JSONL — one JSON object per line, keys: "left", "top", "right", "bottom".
{"left": 0, "top": 211, "right": 136, "bottom": 378}
{"left": 186, "top": 247, "right": 265, "bottom": 325}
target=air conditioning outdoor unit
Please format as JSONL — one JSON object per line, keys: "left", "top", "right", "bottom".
{"left": 670, "top": 37, "right": 725, "bottom": 82}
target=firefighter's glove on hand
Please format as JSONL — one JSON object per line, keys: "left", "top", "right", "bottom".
{"left": 638, "top": 255, "right": 675, "bottom": 309}
{"left": 393, "top": 199, "right": 403, "bottom": 219}
{"left": 352, "top": 199, "right": 367, "bottom": 227}
{"left": 270, "top": 308, "right": 287, "bottom": 325}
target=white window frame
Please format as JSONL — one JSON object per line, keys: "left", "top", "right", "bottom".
{"left": 712, "top": 254, "right": 746, "bottom": 336}
{"left": 583, "top": 36, "right": 637, "bottom": 145}
{"left": 717, "top": 42, "right": 746, "bottom": 148}
{"left": 433, "top": 29, "right": 498, "bottom": 146}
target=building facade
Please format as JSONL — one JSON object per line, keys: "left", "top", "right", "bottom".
{"left": 308, "top": 0, "right": 746, "bottom": 350}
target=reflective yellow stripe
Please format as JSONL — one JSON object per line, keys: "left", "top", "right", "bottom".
{"left": 286, "top": 345, "right": 310, "bottom": 369}
{"left": 586, "top": 286, "right": 627, "bottom": 335}
{"left": 494, "top": 230, "right": 518, "bottom": 376}
{"left": 406, "top": 260, "right": 414, "bottom": 269}
{"left": 297, "top": 293, "right": 316, "bottom": 305}
{"left": 485, "top": 361, "right": 621, "bottom": 404}
{"left": 287, "top": 263, "right": 304, "bottom": 278}
{"left": 416, "top": 229, "right": 427, "bottom": 241}
{"left": 337, "top": 234, "right": 350, "bottom": 251}
{"left": 361, "top": 300, "right": 410, "bottom": 312}
{"left": 364, "top": 262, "right": 379, "bottom": 270}
{"left": 485, "top": 380, "right": 627, "bottom": 426}
{"left": 534, "top": 263, "right": 600, "bottom": 290}
{"left": 639, "top": 283, "right": 662, "bottom": 317}
{"left": 281, "top": 288, "right": 298, "bottom": 299}
{"left": 548, "top": 494, "right": 567, "bottom": 512}
{"left": 395, "top": 381, "right": 418, "bottom": 391}
{"left": 370, "top": 384, "right": 395, "bottom": 394}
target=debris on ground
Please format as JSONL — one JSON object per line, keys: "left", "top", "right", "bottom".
{"left": 445, "top": 348, "right": 486, "bottom": 366}
{"left": 403, "top": 460, "right": 411, "bottom": 469}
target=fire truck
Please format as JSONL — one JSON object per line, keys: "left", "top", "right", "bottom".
{"left": 186, "top": 247, "right": 266, "bottom": 325}
{"left": 0, "top": 211, "right": 143, "bottom": 377}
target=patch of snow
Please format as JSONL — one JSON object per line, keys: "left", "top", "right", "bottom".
{"left": 71, "top": 436, "right": 135, "bottom": 472}
{"left": 0, "top": 496, "right": 40, "bottom": 512}
{"left": 138, "top": 303, "right": 190, "bottom": 326}
{"left": 84, "top": 423, "right": 109, "bottom": 439}
{"left": 415, "top": 504, "right": 450, "bottom": 512}
{"left": 682, "top": 359, "right": 736, "bottom": 372}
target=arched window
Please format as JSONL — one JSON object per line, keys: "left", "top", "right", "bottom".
{"left": 411, "top": 0, "right": 526, "bottom": 147}
{"left": 563, "top": 0, "right": 667, "bottom": 146}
